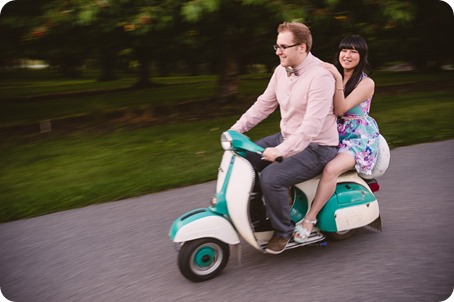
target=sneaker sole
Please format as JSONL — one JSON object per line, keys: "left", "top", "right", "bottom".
{"left": 264, "top": 247, "right": 286, "bottom": 254}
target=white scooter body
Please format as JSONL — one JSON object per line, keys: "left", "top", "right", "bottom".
{"left": 169, "top": 130, "right": 387, "bottom": 282}
{"left": 216, "top": 151, "right": 380, "bottom": 251}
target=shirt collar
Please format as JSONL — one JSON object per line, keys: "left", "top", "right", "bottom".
{"left": 293, "top": 52, "right": 314, "bottom": 76}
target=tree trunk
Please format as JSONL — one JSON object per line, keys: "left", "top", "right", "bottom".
{"left": 217, "top": 55, "right": 240, "bottom": 103}
{"left": 133, "top": 47, "right": 152, "bottom": 88}
{"left": 59, "top": 56, "right": 82, "bottom": 79}
{"left": 98, "top": 50, "right": 117, "bottom": 81}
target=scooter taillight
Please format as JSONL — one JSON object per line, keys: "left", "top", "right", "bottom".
{"left": 365, "top": 178, "right": 380, "bottom": 192}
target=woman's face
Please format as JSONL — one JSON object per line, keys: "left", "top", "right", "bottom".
{"left": 339, "top": 48, "right": 361, "bottom": 71}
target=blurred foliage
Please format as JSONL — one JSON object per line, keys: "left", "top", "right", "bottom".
{"left": 0, "top": 0, "right": 453, "bottom": 97}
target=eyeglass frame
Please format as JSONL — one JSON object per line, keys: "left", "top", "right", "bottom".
{"left": 273, "top": 43, "right": 301, "bottom": 51}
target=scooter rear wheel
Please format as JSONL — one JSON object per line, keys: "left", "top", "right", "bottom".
{"left": 178, "top": 238, "right": 230, "bottom": 282}
{"left": 324, "top": 229, "right": 358, "bottom": 241}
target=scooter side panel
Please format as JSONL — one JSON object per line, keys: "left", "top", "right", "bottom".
{"left": 292, "top": 171, "right": 372, "bottom": 210}
{"left": 317, "top": 183, "right": 379, "bottom": 232}
{"left": 225, "top": 156, "right": 262, "bottom": 251}
{"left": 294, "top": 171, "right": 379, "bottom": 232}
{"left": 169, "top": 208, "right": 240, "bottom": 245}
{"left": 334, "top": 200, "right": 379, "bottom": 231}
{"left": 336, "top": 171, "right": 373, "bottom": 193}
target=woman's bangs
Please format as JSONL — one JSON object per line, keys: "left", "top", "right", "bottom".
{"left": 338, "top": 42, "right": 356, "bottom": 51}
{"left": 338, "top": 35, "right": 366, "bottom": 52}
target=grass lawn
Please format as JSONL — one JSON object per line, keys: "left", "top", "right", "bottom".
{"left": 0, "top": 69, "right": 453, "bottom": 223}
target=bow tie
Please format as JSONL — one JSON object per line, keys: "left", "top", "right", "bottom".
{"left": 285, "top": 67, "right": 298, "bottom": 77}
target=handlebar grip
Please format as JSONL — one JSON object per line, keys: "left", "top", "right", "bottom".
{"left": 275, "top": 156, "right": 283, "bottom": 163}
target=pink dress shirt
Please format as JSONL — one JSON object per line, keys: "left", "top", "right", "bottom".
{"left": 231, "top": 53, "right": 339, "bottom": 158}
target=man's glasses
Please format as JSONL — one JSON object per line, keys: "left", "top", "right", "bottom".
{"left": 273, "top": 43, "right": 301, "bottom": 51}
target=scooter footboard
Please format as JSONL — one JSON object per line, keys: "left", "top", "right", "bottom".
{"left": 169, "top": 208, "right": 240, "bottom": 244}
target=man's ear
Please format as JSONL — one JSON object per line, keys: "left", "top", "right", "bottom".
{"left": 300, "top": 43, "right": 307, "bottom": 53}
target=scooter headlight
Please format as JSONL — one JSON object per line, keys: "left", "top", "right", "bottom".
{"left": 220, "top": 131, "right": 233, "bottom": 150}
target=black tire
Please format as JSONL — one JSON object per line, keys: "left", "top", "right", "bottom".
{"left": 324, "top": 229, "right": 358, "bottom": 241}
{"left": 178, "top": 238, "right": 230, "bottom": 282}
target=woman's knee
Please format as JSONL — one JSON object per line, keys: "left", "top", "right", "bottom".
{"left": 323, "top": 154, "right": 355, "bottom": 178}
{"left": 323, "top": 160, "right": 342, "bottom": 179}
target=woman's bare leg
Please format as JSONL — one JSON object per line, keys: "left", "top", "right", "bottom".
{"left": 294, "top": 153, "right": 356, "bottom": 241}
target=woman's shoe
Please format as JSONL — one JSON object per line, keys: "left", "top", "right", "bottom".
{"left": 293, "top": 218, "right": 317, "bottom": 243}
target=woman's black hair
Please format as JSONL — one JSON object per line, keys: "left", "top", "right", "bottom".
{"left": 333, "top": 35, "right": 372, "bottom": 97}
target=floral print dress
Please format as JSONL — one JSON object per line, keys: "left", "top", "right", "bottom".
{"left": 337, "top": 73, "right": 380, "bottom": 175}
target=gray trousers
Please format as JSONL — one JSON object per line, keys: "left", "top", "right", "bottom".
{"left": 246, "top": 133, "right": 337, "bottom": 237}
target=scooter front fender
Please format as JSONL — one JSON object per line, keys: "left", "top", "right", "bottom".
{"left": 169, "top": 208, "right": 240, "bottom": 245}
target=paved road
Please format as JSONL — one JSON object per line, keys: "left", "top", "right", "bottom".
{"left": 1, "top": 140, "right": 453, "bottom": 302}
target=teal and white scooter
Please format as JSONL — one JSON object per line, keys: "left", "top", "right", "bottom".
{"left": 169, "top": 130, "right": 390, "bottom": 282}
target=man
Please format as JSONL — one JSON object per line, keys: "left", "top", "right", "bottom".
{"left": 230, "top": 21, "right": 339, "bottom": 254}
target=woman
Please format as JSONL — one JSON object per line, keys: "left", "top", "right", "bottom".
{"left": 293, "top": 34, "right": 380, "bottom": 243}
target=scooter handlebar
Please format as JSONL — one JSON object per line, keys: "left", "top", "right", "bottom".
{"left": 223, "top": 130, "right": 283, "bottom": 162}
{"left": 258, "top": 151, "right": 283, "bottom": 163}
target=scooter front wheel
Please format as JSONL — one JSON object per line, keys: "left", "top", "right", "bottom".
{"left": 178, "top": 238, "right": 230, "bottom": 282}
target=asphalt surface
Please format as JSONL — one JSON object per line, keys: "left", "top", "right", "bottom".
{"left": 1, "top": 139, "right": 453, "bottom": 302}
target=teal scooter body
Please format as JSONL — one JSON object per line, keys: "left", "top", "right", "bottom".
{"left": 170, "top": 130, "right": 382, "bottom": 282}
{"left": 290, "top": 181, "right": 378, "bottom": 233}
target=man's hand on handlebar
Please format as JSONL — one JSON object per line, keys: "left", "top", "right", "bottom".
{"left": 261, "top": 147, "right": 283, "bottom": 162}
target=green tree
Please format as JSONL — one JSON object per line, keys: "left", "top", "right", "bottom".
{"left": 0, "top": 0, "right": 51, "bottom": 68}
{"left": 16, "top": 0, "right": 183, "bottom": 85}
{"left": 299, "top": 0, "right": 416, "bottom": 66}
{"left": 404, "top": 0, "right": 454, "bottom": 70}
{"left": 4, "top": 0, "right": 450, "bottom": 93}
{"left": 179, "top": 0, "right": 421, "bottom": 101}
{"left": 180, "top": 0, "right": 304, "bottom": 102}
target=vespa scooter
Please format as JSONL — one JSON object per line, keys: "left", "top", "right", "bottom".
{"left": 169, "top": 130, "right": 390, "bottom": 282}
